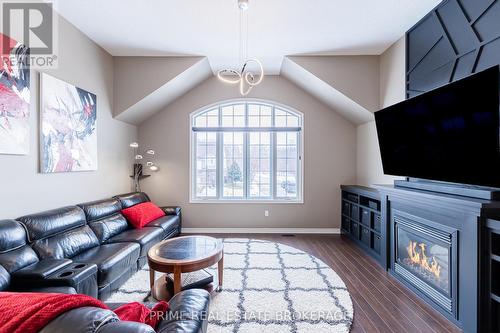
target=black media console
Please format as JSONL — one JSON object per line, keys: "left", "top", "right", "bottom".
{"left": 482, "top": 218, "right": 500, "bottom": 332}
{"left": 395, "top": 178, "right": 500, "bottom": 200}
{"left": 340, "top": 185, "right": 385, "bottom": 267}
{"left": 341, "top": 183, "right": 500, "bottom": 332}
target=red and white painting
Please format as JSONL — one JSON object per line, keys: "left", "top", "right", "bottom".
{"left": 0, "top": 34, "right": 30, "bottom": 155}
{"left": 40, "top": 73, "right": 97, "bottom": 173}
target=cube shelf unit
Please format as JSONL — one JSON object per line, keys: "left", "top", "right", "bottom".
{"left": 483, "top": 218, "right": 500, "bottom": 332}
{"left": 341, "top": 185, "right": 383, "bottom": 264}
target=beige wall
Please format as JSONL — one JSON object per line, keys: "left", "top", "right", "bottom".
{"left": 138, "top": 76, "right": 357, "bottom": 229}
{"left": 356, "top": 38, "right": 406, "bottom": 186}
{"left": 289, "top": 56, "right": 380, "bottom": 112}
{"left": 0, "top": 11, "right": 403, "bottom": 225}
{"left": 113, "top": 56, "right": 203, "bottom": 116}
{"left": 0, "top": 14, "right": 137, "bottom": 218}
{"left": 379, "top": 38, "right": 407, "bottom": 109}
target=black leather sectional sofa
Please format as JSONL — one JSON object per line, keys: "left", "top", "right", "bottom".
{"left": 0, "top": 192, "right": 181, "bottom": 299}
{"left": 0, "top": 192, "right": 209, "bottom": 332}
{"left": 37, "top": 290, "right": 211, "bottom": 333}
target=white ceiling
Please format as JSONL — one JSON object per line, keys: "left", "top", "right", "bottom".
{"left": 55, "top": 0, "right": 441, "bottom": 74}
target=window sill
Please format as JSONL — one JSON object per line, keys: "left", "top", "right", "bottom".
{"left": 189, "top": 199, "right": 304, "bottom": 204}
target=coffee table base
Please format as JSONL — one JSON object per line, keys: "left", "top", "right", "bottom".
{"left": 150, "top": 274, "right": 215, "bottom": 301}
{"left": 149, "top": 255, "right": 224, "bottom": 297}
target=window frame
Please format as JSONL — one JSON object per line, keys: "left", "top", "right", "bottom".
{"left": 190, "top": 99, "right": 304, "bottom": 204}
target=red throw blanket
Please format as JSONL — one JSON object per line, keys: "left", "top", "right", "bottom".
{"left": 0, "top": 292, "right": 169, "bottom": 333}
{"left": 114, "top": 301, "right": 169, "bottom": 328}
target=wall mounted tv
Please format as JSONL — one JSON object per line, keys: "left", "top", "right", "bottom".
{"left": 375, "top": 66, "right": 500, "bottom": 189}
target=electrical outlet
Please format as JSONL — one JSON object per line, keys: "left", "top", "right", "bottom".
{"left": 264, "top": 210, "right": 269, "bottom": 217}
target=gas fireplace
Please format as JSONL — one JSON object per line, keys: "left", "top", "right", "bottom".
{"left": 398, "top": 229, "right": 449, "bottom": 294}
{"left": 378, "top": 184, "right": 487, "bottom": 331}
{"left": 392, "top": 213, "right": 457, "bottom": 316}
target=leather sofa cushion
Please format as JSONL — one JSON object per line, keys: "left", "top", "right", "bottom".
{"left": 17, "top": 206, "right": 87, "bottom": 242}
{"left": 78, "top": 198, "right": 122, "bottom": 222}
{"left": 161, "top": 206, "right": 181, "bottom": 216}
{"left": 157, "top": 321, "right": 203, "bottom": 333}
{"left": 88, "top": 213, "right": 129, "bottom": 244}
{"left": 71, "top": 242, "right": 140, "bottom": 287}
{"left": 12, "top": 258, "right": 73, "bottom": 279}
{"left": 32, "top": 225, "right": 99, "bottom": 260}
{"left": 0, "top": 219, "right": 28, "bottom": 252}
{"left": 0, "top": 219, "right": 39, "bottom": 274}
{"left": 0, "top": 245, "right": 38, "bottom": 273}
{"left": 156, "top": 289, "right": 210, "bottom": 333}
{"left": 40, "top": 306, "right": 157, "bottom": 333}
{"left": 147, "top": 215, "right": 180, "bottom": 236}
{"left": 114, "top": 192, "right": 150, "bottom": 209}
{"left": 28, "top": 286, "right": 77, "bottom": 294}
{"left": 98, "top": 321, "right": 156, "bottom": 333}
{"left": 0, "top": 265, "right": 10, "bottom": 291}
{"left": 97, "top": 266, "right": 136, "bottom": 300}
{"left": 107, "top": 227, "right": 164, "bottom": 257}
{"left": 39, "top": 307, "right": 117, "bottom": 333}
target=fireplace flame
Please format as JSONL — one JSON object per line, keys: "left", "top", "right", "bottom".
{"left": 406, "top": 241, "right": 441, "bottom": 280}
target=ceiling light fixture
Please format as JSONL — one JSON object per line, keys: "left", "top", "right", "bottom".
{"left": 238, "top": 0, "right": 249, "bottom": 11}
{"left": 217, "top": 0, "right": 263, "bottom": 96}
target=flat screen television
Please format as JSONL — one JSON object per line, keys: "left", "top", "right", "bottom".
{"left": 375, "top": 66, "right": 500, "bottom": 188}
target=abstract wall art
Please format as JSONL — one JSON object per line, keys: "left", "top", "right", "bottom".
{"left": 0, "top": 34, "right": 31, "bottom": 155}
{"left": 40, "top": 73, "right": 97, "bottom": 173}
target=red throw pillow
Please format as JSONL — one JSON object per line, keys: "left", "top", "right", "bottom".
{"left": 121, "top": 202, "right": 165, "bottom": 228}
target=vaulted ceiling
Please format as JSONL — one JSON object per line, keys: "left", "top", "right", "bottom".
{"left": 55, "top": 0, "right": 441, "bottom": 125}
{"left": 56, "top": 0, "right": 440, "bottom": 74}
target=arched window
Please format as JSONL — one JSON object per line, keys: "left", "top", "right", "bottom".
{"left": 191, "top": 100, "right": 303, "bottom": 202}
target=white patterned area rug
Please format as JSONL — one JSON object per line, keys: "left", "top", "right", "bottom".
{"left": 108, "top": 238, "right": 354, "bottom": 333}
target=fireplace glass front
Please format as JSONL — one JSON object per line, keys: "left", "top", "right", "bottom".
{"left": 396, "top": 224, "right": 451, "bottom": 296}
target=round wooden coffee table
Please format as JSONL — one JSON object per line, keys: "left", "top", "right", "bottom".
{"left": 148, "top": 235, "right": 224, "bottom": 296}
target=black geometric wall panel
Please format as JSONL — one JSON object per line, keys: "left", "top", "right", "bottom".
{"left": 406, "top": 0, "right": 500, "bottom": 98}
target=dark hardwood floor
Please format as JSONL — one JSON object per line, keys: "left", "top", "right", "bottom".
{"left": 198, "top": 233, "right": 462, "bottom": 333}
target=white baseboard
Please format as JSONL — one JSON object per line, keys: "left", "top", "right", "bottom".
{"left": 181, "top": 228, "right": 341, "bottom": 234}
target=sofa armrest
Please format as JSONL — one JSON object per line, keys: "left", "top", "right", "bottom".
{"left": 12, "top": 261, "right": 98, "bottom": 298}
{"left": 39, "top": 307, "right": 120, "bottom": 333}
{"left": 27, "top": 286, "right": 77, "bottom": 294}
{"left": 12, "top": 258, "right": 73, "bottom": 280}
{"left": 157, "top": 289, "right": 210, "bottom": 333}
{"left": 161, "top": 206, "right": 181, "bottom": 216}
{"left": 97, "top": 321, "right": 155, "bottom": 333}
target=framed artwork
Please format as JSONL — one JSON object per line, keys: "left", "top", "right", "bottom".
{"left": 0, "top": 34, "right": 30, "bottom": 155}
{"left": 40, "top": 73, "right": 97, "bottom": 173}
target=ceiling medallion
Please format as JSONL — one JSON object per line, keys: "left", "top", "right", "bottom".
{"left": 217, "top": 0, "right": 264, "bottom": 96}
